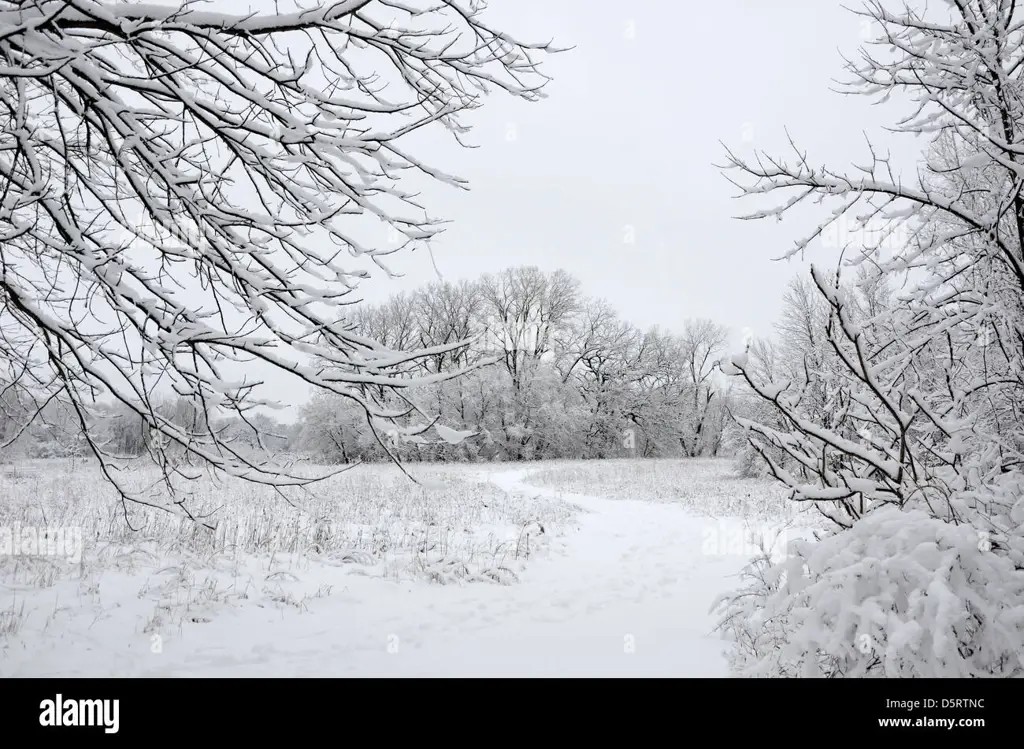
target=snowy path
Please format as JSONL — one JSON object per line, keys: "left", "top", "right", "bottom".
{"left": 4, "top": 467, "right": 745, "bottom": 677}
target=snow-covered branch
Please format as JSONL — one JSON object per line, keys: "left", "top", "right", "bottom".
{"left": 0, "top": 0, "right": 558, "bottom": 513}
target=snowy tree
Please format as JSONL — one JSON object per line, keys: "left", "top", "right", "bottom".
{"left": 729, "top": 272, "right": 883, "bottom": 478}
{"left": 726, "top": 336, "right": 786, "bottom": 476}
{"left": 478, "top": 267, "right": 580, "bottom": 459}
{"left": 414, "top": 279, "right": 487, "bottom": 375}
{"left": 479, "top": 267, "right": 580, "bottom": 383}
{"left": 715, "top": 0, "right": 1024, "bottom": 677}
{"left": 0, "top": 0, "right": 557, "bottom": 514}
{"left": 554, "top": 298, "right": 643, "bottom": 457}
{"left": 677, "top": 319, "right": 729, "bottom": 457}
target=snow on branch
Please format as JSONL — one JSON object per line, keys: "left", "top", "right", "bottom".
{"left": 0, "top": 0, "right": 559, "bottom": 515}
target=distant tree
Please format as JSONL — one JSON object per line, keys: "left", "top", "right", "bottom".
{"left": 677, "top": 319, "right": 729, "bottom": 457}
{"left": 478, "top": 267, "right": 581, "bottom": 459}
{"left": 555, "top": 298, "right": 642, "bottom": 457}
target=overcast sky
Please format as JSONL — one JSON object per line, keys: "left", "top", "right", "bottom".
{"left": 254, "top": 0, "right": 921, "bottom": 419}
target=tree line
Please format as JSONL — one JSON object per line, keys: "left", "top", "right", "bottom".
{"left": 4, "top": 261, "right": 853, "bottom": 469}
{"left": 295, "top": 266, "right": 736, "bottom": 463}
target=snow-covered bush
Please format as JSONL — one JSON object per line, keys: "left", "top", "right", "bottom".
{"left": 713, "top": 506, "right": 1024, "bottom": 677}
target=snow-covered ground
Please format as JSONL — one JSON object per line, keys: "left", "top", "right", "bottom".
{"left": 1, "top": 459, "right": 808, "bottom": 677}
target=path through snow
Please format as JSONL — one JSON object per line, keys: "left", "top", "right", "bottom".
{"left": 2, "top": 467, "right": 746, "bottom": 677}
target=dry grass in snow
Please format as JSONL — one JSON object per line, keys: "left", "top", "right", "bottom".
{"left": 0, "top": 459, "right": 581, "bottom": 649}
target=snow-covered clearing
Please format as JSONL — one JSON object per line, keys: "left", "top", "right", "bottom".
{"left": 1, "top": 459, "right": 811, "bottom": 677}
{"left": 526, "top": 458, "right": 794, "bottom": 521}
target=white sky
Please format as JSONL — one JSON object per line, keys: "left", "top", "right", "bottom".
{"left": 238, "top": 0, "right": 921, "bottom": 420}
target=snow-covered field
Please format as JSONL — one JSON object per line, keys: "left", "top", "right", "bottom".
{"left": 0, "top": 458, "right": 816, "bottom": 677}
{"left": 526, "top": 458, "right": 795, "bottom": 521}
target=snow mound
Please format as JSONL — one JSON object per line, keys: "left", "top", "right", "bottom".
{"left": 712, "top": 506, "right": 1024, "bottom": 677}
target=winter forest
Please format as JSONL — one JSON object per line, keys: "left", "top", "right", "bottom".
{"left": 2, "top": 0, "right": 1024, "bottom": 686}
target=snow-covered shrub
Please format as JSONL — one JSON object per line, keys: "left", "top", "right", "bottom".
{"left": 712, "top": 506, "right": 1024, "bottom": 677}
